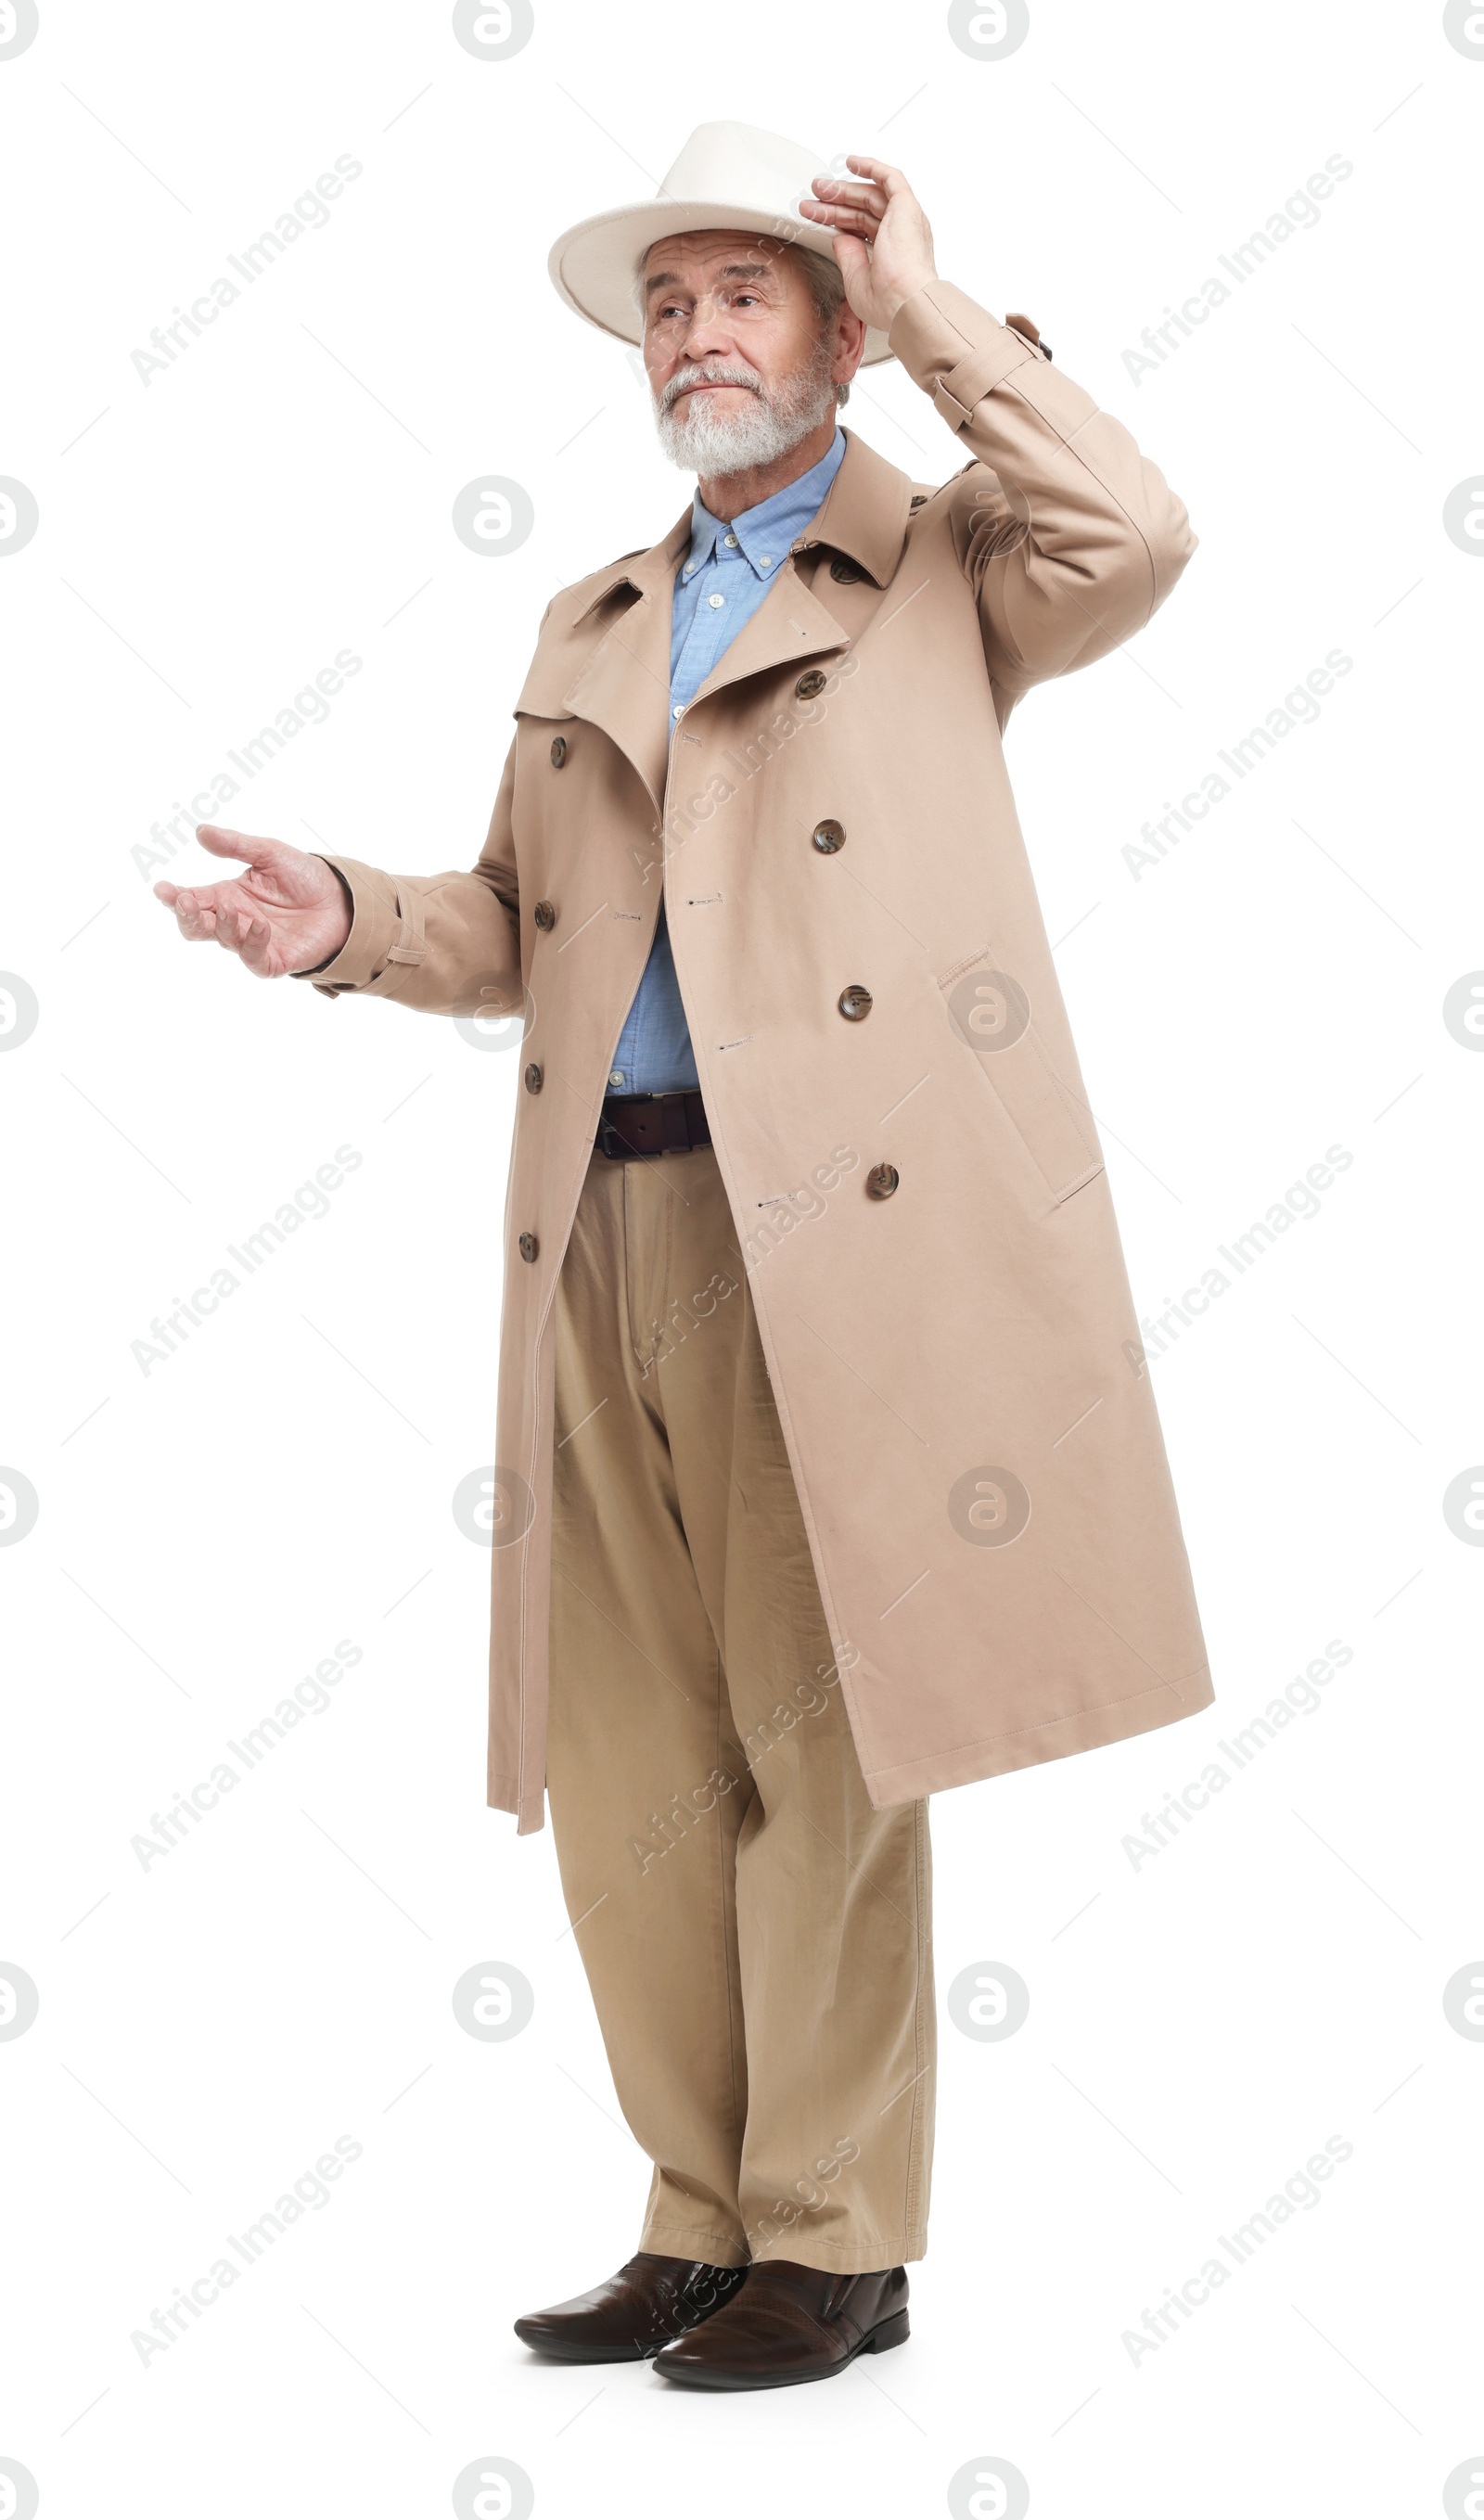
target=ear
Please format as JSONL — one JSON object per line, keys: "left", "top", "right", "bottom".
{"left": 833, "top": 303, "right": 867, "bottom": 391}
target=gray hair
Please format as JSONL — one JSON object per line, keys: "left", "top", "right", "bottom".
{"left": 632, "top": 237, "right": 851, "bottom": 408}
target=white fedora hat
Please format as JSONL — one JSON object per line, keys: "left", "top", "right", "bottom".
{"left": 547, "top": 119, "right": 894, "bottom": 366}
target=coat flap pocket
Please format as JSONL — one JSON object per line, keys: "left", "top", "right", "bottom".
{"left": 940, "top": 955, "right": 1103, "bottom": 1203}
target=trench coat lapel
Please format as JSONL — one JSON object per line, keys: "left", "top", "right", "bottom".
{"left": 686, "top": 430, "right": 916, "bottom": 711}
{"left": 560, "top": 518, "right": 689, "bottom": 819}
{"left": 686, "top": 566, "right": 849, "bottom": 711}
{"left": 555, "top": 431, "right": 916, "bottom": 808}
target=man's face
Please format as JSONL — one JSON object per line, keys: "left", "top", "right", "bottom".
{"left": 640, "top": 229, "right": 855, "bottom": 477}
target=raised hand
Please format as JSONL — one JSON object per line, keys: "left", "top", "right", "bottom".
{"left": 801, "top": 156, "right": 939, "bottom": 337}
{"left": 155, "top": 825, "right": 352, "bottom": 979}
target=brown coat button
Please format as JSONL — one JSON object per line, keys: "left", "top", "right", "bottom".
{"left": 524, "top": 1062, "right": 543, "bottom": 1093}
{"left": 550, "top": 736, "right": 568, "bottom": 767}
{"left": 866, "top": 1163, "right": 900, "bottom": 1199}
{"left": 830, "top": 556, "right": 864, "bottom": 583}
{"left": 518, "top": 1232, "right": 539, "bottom": 1261}
{"left": 812, "top": 820, "right": 845, "bottom": 853}
{"left": 838, "top": 984, "right": 873, "bottom": 1020}
{"left": 796, "top": 669, "right": 827, "bottom": 698}
{"left": 532, "top": 900, "right": 556, "bottom": 931}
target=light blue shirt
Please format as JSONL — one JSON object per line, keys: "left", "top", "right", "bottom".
{"left": 605, "top": 428, "right": 848, "bottom": 1097}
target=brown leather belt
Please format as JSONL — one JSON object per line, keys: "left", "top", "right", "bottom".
{"left": 596, "top": 1089, "right": 711, "bottom": 1160}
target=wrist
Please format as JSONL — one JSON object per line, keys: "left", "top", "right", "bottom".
{"left": 877, "top": 270, "right": 937, "bottom": 329}
{"left": 299, "top": 863, "right": 354, "bottom": 974}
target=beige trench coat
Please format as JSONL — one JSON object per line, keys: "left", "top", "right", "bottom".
{"left": 301, "top": 280, "right": 1214, "bottom": 1833}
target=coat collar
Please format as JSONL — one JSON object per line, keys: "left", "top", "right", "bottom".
{"left": 571, "top": 427, "right": 914, "bottom": 619}
{"left": 796, "top": 425, "right": 915, "bottom": 586}
{"left": 555, "top": 429, "right": 915, "bottom": 816}
{"left": 570, "top": 507, "right": 691, "bottom": 625}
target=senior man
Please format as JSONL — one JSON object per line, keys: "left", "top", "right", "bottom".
{"left": 157, "top": 122, "right": 1212, "bottom": 2390}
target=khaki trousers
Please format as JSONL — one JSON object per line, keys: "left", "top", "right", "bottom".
{"left": 546, "top": 1142, "right": 935, "bottom": 2273}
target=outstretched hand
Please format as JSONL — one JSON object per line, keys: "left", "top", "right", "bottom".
{"left": 801, "top": 156, "right": 939, "bottom": 337}
{"left": 154, "top": 826, "right": 352, "bottom": 979}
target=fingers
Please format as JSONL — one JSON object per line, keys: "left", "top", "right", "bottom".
{"left": 164, "top": 885, "right": 224, "bottom": 941}
{"left": 211, "top": 900, "right": 254, "bottom": 953}
{"left": 803, "top": 198, "right": 885, "bottom": 241}
{"left": 236, "top": 915, "right": 277, "bottom": 977}
{"left": 814, "top": 156, "right": 905, "bottom": 202}
{"left": 202, "top": 898, "right": 270, "bottom": 966}
{"left": 152, "top": 880, "right": 276, "bottom": 972}
{"left": 844, "top": 154, "right": 909, "bottom": 193}
{"left": 811, "top": 173, "right": 891, "bottom": 208}
{"left": 812, "top": 175, "right": 890, "bottom": 215}
{"left": 160, "top": 883, "right": 234, "bottom": 944}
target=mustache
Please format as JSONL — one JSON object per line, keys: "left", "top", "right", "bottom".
{"left": 660, "top": 362, "right": 764, "bottom": 416}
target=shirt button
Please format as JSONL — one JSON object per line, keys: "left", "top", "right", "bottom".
{"left": 672, "top": 705, "right": 684, "bottom": 719}
{"left": 838, "top": 984, "right": 874, "bottom": 1021}
{"left": 708, "top": 593, "right": 724, "bottom": 609}
{"left": 533, "top": 900, "right": 556, "bottom": 932}
{"left": 608, "top": 1068, "right": 625, "bottom": 1088}
{"left": 866, "top": 1163, "right": 900, "bottom": 1199}
{"left": 760, "top": 555, "right": 773, "bottom": 568}
{"left": 524, "top": 1062, "right": 543, "bottom": 1094}
{"left": 723, "top": 532, "right": 738, "bottom": 548}
{"left": 518, "top": 1232, "right": 539, "bottom": 1262}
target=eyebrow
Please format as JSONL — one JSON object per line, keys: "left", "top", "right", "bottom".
{"left": 644, "top": 260, "right": 774, "bottom": 301}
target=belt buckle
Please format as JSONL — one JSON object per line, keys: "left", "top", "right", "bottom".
{"left": 597, "top": 1094, "right": 697, "bottom": 1161}
{"left": 600, "top": 1105, "right": 649, "bottom": 1161}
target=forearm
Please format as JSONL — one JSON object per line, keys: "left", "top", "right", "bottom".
{"left": 294, "top": 855, "right": 520, "bottom": 1010}
{"left": 294, "top": 739, "right": 523, "bottom": 1011}
{"left": 889, "top": 279, "right": 1196, "bottom": 687}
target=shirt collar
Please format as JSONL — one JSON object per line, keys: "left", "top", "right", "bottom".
{"left": 681, "top": 428, "right": 847, "bottom": 584}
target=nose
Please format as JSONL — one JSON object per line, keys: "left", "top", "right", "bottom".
{"left": 680, "top": 292, "right": 736, "bottom": 364}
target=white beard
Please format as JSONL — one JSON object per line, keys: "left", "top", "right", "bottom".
{"left": 656, "top": 348, "right": 837, "bottom": 479}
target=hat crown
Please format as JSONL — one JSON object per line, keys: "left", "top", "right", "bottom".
{"left": 657, "top": 120, "right": 824, "bottom": 226}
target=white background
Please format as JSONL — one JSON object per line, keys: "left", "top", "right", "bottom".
{"left": 3, "top": 2, "right": 1481, "bottom": 2514}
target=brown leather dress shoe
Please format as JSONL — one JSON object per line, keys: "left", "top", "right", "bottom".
{"left": 657, "top": 2260, "right": 909, "bottom": 2389}
{"left": 514, "top": 2253, "right": 746, "bottom": 2363}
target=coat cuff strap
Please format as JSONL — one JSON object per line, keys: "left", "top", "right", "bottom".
{"left": 889, "top": 280, "right": 1042, "bottom": 431}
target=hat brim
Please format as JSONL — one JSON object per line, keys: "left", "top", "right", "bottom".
{"left": 548, "top": 199, "right": 894, "bottom": 365}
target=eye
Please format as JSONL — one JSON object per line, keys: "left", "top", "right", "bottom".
{"left": 732, "top": 292, "right": 760, "bottom": 308}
